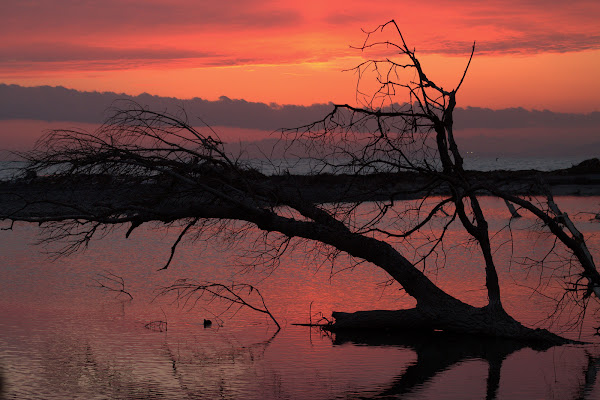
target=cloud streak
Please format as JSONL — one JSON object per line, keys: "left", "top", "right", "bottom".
{"left": 1, "top": 84, "right": 598, "bottom": 130}
{"left": 0, "top": 84, "right": 333, "bottom": 130}
{"left": 0, "top": 43, "right": 219, "bottom": 64}
{"left": 1, "top": 0, "right": 301, "bottom": 37}
{"left": 1, "top": 0, "right": 598, "bottom": 71}
{"left": 1, "top": 1, "right": 599, "bottom": 112}
{"left": 1, "top": 84, "right": 598, "bottom": 158}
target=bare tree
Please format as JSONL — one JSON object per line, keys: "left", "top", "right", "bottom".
{"left": 279, "top": 20, "right": 599, "bottom": 338}
{"left": 1, "top": 20, "right": 597, "bottom": 343}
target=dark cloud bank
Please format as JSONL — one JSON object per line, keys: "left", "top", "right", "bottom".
{"left": 1, "top": 84, "right": 599, "bottom": 157}
{"left": 0, "top": 84, "right": 331, "bottom": 131}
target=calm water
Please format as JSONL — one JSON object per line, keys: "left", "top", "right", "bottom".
{"left": 2, "top": 197, "right": 600, "bottom": 399}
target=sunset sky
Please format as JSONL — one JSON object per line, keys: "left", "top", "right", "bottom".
{"left": 2, "top": 0, "right": 599, "bottom": 113}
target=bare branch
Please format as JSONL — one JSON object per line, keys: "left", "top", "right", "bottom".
{"left": 92, "top": 270, "right": 133, "bottom": 300}
{"left": 158, "top": 280, "right": 281, "bottom": 331}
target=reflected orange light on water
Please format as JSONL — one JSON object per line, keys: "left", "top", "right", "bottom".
{"left": 1, "top": 197, "right": 600, "bottom": 398}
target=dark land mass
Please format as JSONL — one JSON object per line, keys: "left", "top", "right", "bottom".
{"left": 268, "top": 157, "right": 600, "bottom": 201}
{"left": 1, "top": 158, "right": 599, "bottom": 220}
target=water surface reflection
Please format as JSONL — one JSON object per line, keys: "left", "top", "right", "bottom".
{"left": 2, "top": 305, "right": 600, "bottom": 399}
{"left": 1, "top": 197, "right": 600, "bottom": 398}
{"left": 332, "top": 330, "right": 595, "bottom": 399}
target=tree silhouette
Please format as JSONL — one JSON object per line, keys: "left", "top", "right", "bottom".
{"left": 1, "top": 20, "right": 597, "bottom": 343}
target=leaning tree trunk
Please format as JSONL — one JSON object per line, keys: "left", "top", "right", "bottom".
{"left": 278, "top": 221, "right": 573, "bottom": 345}
{"left": 326, "top": 244, "right": 571, "bottom": 345}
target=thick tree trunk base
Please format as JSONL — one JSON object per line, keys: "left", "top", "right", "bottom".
{"left": 328, "top": 306, "right": 576, "bottom": 345}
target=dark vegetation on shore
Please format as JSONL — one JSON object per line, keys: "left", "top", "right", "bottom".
{"left": 267, "top": 157, "right": 600, "bottom": 201}
{"left": 2, "top": 158, "right": 599, "bottom": 212}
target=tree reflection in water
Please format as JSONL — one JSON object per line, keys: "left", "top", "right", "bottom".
{"left": 0, "top": 364, "right": 5, "bottom": 400}
{"left": 331, "top": 330, "right": 599, "bottom": 400}
{"left": 2, "top": 313, "right": 600, "bottom": 399}
{"left": 159, "top": 330, "right": 279, "bottom": 399}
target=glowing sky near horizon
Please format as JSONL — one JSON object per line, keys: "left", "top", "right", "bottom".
{"left": 1, "top": 0, "right": 599, "bottom": 112}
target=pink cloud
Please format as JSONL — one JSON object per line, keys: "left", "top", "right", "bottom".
{"left": 2, "top": 0, "right": 598, "bottom": 69}
{"left": 1, "top": 0, "right": 598, "bottom": 112}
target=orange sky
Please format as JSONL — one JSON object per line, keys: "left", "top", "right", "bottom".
{"left": 1, "top": 1, "right": 600, "bottom": 112}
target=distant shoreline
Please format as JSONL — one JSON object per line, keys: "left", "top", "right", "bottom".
{"left": 1, "top": 159, "right": 599, "bottom": 222}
